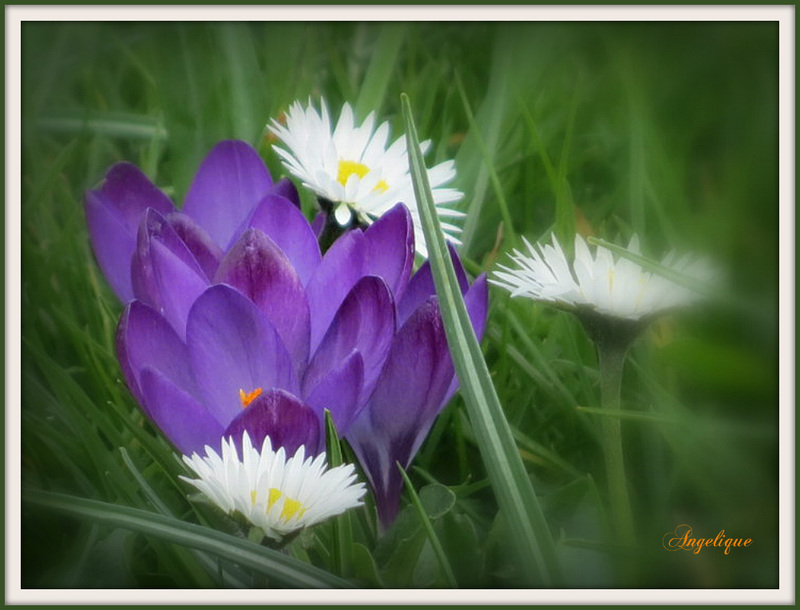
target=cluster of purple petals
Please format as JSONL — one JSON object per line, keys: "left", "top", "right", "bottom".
{"left": 85, "top": 140, "right": 488, "bottom": 527}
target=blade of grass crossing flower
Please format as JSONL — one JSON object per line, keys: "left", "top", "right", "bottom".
{"left": 401, "top": 94, "right": 561, "bottom": 586}
{"left": 354, "top": 23, "right": 405, "bottom": 122}
{"left": 587, "top": 237, "right": 711, "bottom": 295}
{"left": 23, "top": 490, "right": 353, "bottom": 589}
{"left": 396, "top": 464, "right": 458, "bottom": 588}
{"left": 325, "top": 410, "right": 355, "bottom": 578}
{"left": 586, "top": 237, "right": 768, "bottom": 324}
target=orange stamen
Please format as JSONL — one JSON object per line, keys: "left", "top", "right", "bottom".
{"left": 239, "top": 387, "right": 263, "bottom": 408}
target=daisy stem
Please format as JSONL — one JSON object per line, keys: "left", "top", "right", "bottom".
{"left": 597, "top": 340, "right": 636, "bottom": 550}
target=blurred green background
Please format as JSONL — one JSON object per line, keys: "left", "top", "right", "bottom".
{"left": 20, "top": 21, "right": 779, "bottom": 589}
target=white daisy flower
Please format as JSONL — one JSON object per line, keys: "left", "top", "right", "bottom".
{"left": 268, "top": 98, "right": 464, "bottom": 258}
{"left": 180, "top": 432, "right": 366, "bottom": 542}
{"left": 491, "top": 233, "right": 709, "bottom": 322}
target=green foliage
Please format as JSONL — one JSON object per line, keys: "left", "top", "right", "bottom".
{"left": 20, "top": 21, "right": 778, "bottom": 590}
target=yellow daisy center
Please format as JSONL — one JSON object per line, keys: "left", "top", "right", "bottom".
{"left": 337, "top": 159, "right": 389, "bottom": 193}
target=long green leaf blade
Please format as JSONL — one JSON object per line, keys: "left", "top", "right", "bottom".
{"left": 587, "top": 236, "right": 709, "bottom": 294}
{"left": 401, "top": 93, "right": 561, "bottom": 586}
{"left": 23, "top": 489, "right": 353, "bottom": 589}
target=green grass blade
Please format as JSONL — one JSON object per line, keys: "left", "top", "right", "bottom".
{"left": 217, "top": 23, "right": 265, "bottom": 143}
{"left": 396, "top": 464, "right": 458, "bottom": 588}
{"left": 119, "top": 447, "right": 172, "bottom": 516}
{"left": 454, "top": 73, "right": 517, "bottom": 249}
{"left": 553, "top": 80, "right": 580, "bottom": 252}
{"left": 354, "top": 24, "right": 405, "bottom": 122}
{"left": 23, "top": 489, "right": 353, "bottom": 589}
{"left": 457, "top": 32, "right": 514, "bottom": 256}
{"left": 36, "top": 112, "right": 167, "bottom": 140}
{"left": 118, "top": 448, "right": 230, "bottom": 588}
{"left": 591, "top": 237, "right": 765, "bottom": 326}
{"left": 324, "top": 410, "right": 355, "bottom": 578}
{"left": 324, "top": 410, "right": 344, "bottom": 467}
{"left": 575, "top": 406, "right": 681, "bottom": 425}
{"left": 587, "top": 236, "right": 709, "bottom": 294}
{"left": 401, "top": 93, "right": 561, "bottom": 586}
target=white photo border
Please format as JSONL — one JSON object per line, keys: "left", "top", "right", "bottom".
{"left": 6, "top": 5, "right": 794, "bottom": 605}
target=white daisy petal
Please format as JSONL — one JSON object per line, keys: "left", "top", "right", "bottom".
{"left": 181, "top": 432, "right": 366, "bottom": 542}
{"left": 492, "top": 233, "right": 709, "bottom": 321}
{"left": 268, "top": 98, "right": 463, "bottom": 259}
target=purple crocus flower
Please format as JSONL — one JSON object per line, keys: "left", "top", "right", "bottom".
{"left": 116, "top": 204, "right": 416, "bottom": 455}
{"left": 346, "top": 248, "right": 488, "bottom": 528}
{"left": 117, "top": 286, "right": 323, "bottom": 457}
{"left": 84, "top": 140, "right": 299, "bottom": 303}
{"left": 87, "top": 140, "right": 488, "bottom": 528}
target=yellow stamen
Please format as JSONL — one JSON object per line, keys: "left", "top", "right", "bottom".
{"left": 337, "top": 160, "right": 370, "bottom": 186}
{"left": 337, "top": 159, "right": 389, "bottom": 193}
{"left": 607, "top": 269, "right": 615, "bottom": 292}
{"left": 267, "top": 488, "right": 283, "bottom": 509}
{"left": 250, "top": 490, "right": 257, "bottom": 505}
{"left": 265, "top": 487, "right": 308, "bottom": 521}
{"left": 280, "top": 497, "right": 307, "bottom": 521}
{"left": 238, "top": 387, "right": 263, "bottom": 408}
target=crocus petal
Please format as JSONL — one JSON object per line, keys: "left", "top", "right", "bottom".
{"left": 222, "top": 389, "right": 321, "bottom": 456}
{"left": 464, "top": 273, "right": 489, "bottom": 342}
{"left": 362, "top": 203, "right": 414, "bottom": 303}
{"left": 140, "top": 367, "right": 224, "bottom": 455}
{"left": 344, "top": 432, "right": 403, "bottom": 528}
{"left": 84, "top": 163, "right": 174, "bottom": 301}
{"left": 346, "top": 297, "right": 454, "bottom": 528}
{"left": 131, "top": 209, "right": 209, "bottom": 339}
{"left": 311, "top": 212, "right": 327, "bottom": 239}
{"left": 182, "top": 141, "right": 273, "bottom": 250}
{"left": 93, "top": 162, "right": 175, "bottom": 227}
{"left": 305, "top": 230, "right": 367, "bottom": 353}
{"left": 268, "top": 177, "right": 300, "bottom": 208}
{"left": 303, "top": 276, "right": 395, "bottom": 405}
{"left": 164, "top": 212, "right": 223, "bottom": 281}
{"left": 396, "top": 243, "right": 470, "bottom": 328}
{"left": 186, "top": 285, "right": 299, "bottom": 427}
{"left": 247, "top": 195, "right": 322, "bottom": 286}
{"left": 85, "top": 192, "right": 138, "bottom": 302}
{"left": 304, "top": 352, "right": 364, "bottom": 436}
{"left": 213, "top": 228, "right": 310, "bottom": 370}
{"left": 116, "top": 300, "right": 197, "bottom": 412}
